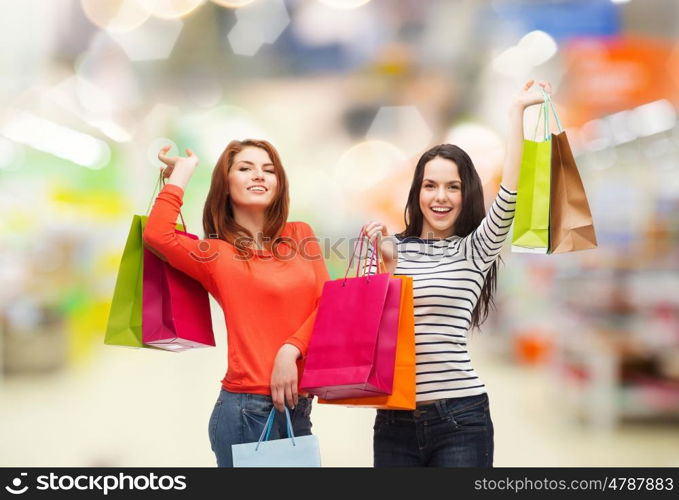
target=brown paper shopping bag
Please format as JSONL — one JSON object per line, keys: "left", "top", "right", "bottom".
{"left": 546, "top": 97, "right": 598, "bottom": 253}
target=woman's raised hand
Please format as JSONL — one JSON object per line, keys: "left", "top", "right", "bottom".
{"left": 158, "top": 145, "right": 199, "bottom": 180}
{"left": 513, "top": 80, "right": 552, "bottom": 109}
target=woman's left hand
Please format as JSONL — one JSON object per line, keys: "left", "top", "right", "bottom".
{"left": 514, "top": 79, "right": 552, "bottom": 109}
{"left": 270, "top": 344, "right": 301, "bottom": 412}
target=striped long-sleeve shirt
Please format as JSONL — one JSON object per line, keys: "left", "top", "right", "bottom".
{"left": 368, "top": 185, "right": 518, "bottom": 401}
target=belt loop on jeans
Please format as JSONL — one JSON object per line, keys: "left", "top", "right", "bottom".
{"left": 412, "top": 408, "right": 426, "bottom": 418}
{"left": 434, "top": 399, "right": 449, "bottom": 420}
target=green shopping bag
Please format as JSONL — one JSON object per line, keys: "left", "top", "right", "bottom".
{"left": 104, "top": 177, "right": 184, "bottom": 348}
{"left": 104, "top": 214, "right": 148, "bottom": 348}
{"left": 512, "top": 97, "right": 552, "bottom": 253}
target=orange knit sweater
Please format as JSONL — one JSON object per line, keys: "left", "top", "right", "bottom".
{"left": 143, "top": 183, "right": 329, "bottom": 394}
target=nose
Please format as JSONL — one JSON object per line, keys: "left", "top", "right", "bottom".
{"left": 434, "top": 186, "right": 447, "bottom": 202}
{"left": 251, "top": 169, "right": 265, "bottom": 182}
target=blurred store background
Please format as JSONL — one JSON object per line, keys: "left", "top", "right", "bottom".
{"left": 1, "top": 0, "right": 678, "bottom": 467}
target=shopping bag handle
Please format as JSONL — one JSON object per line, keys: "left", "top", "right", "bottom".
{"left": 531, "top": 89, "right": 564, "bottom": 141}
{"left": 145, "top": 169, "right": 188, "bottom": 232}
{"left": 343, "top": 229, "right": 385, "bottom": 283}
{"left": 542, "top": 89, "right": 564, "bottom": 133}
{"left": 344, "top": 230, "right": 369, "bottom": 281}
{"left": 360, "top": 236, "right": 387, "bottom": 277}
{"left": 254, "top": 407, "right": 297, "bottom": 451}
{"left": 353, "top": 233, "right": 379, "bottom": 277}
{"left": 532, "top": 100, "right": 550, "bottom": 142}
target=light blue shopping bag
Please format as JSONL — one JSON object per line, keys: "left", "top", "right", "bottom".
{"left": 231, "top": 407, "right": 321, "bottom": 467}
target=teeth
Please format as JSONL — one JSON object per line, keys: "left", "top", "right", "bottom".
{"left": 431, "top": 207, "right": 451, "bottom": 213}
{"left": 248, "top": 187, "right": 266, "bottom": 192}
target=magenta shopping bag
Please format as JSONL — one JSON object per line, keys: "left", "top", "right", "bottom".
{"left": 142, "top": 229, "right": 215, "bottom": 352}
{"left": 300, "top": 235, "right": 401, "bottom": 399}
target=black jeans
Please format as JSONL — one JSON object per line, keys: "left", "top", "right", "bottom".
{"left": 373, "top": 393, "right": 494, "bottom": 467}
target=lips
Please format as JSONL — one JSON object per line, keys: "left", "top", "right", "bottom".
{"left": 430, "top": 206, "right": 452, "bottom": 217}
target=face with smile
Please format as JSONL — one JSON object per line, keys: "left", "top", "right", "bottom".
{"left": 419, "top": 156, "right": 462, "bottom": 239}
{"left": 227, "top": 146, "right": 278, "bottom": 210}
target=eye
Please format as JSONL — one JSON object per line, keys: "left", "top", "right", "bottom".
{"left": 264, "top": 169, "right": 275, "bottom": 174}
{"left": 239, "top": 166, "right": 250, "bottom": 171}
{"left": 449, "top": 185, "right": 460, "bottom": 190}
{"left": 424, "top": 184, "right": 435, "bottom": 189}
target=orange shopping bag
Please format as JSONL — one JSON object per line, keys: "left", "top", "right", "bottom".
{"left": 318, "top": 274, "right": 415, "bottom": 410}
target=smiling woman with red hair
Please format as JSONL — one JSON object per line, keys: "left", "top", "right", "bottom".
{"left": 143, "top": 139, "right": 329, "bottom": 467}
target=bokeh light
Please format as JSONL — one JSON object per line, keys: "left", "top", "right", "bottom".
{"left": 210, "top": 0, "right": 255, "bottom": 8}
{"left": 317, "top": 0, "right": 372, "bottom": 9}
{"left": 445, "top": 122, "right": 504, "bottom": 185}
{"left": 80, "top": 0, "right": 152, "bottom": 33}
{"left": 2, "top": 111, "right": 111, "bottom": 169}
{"left": 137, "top": 0, "right": 206, "bottom": 19}
{"left": 366, "top": 106, "right": 432, "bottom": 159}
{"left": 107, "top": 16, "right": 184, "bottom": 61}
{"left": 227, "top": 0, "right": 290, "bottom": 56}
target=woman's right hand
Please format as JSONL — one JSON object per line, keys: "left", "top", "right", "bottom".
{"left": 512, "top": 79, "right": 552, "bottom": 110}
{"left": 362, "top": 221, "right": 397, "bottom": 274}
{"left": 158, "top": 145, "right": 199, "bottom": 180}
{"left": 158, "top": 146, "right": 198, "bottom": 179}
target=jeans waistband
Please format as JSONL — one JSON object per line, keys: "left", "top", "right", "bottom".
{"left": 220, "top": 388, "right": 314, "bottom": 404}
{"left": 379, "top": 393, "right": 488, "bottom": 422}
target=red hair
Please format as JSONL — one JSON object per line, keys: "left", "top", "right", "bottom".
{"left": 202, "top": 139, "right": 290, "bottom": 259}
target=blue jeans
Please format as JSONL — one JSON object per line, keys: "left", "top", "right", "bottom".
{"left": 373, "top": 393, "right": 494, "bottom": 467}
{"left": 207, "top": 388, "right": 314, "bottom": 467}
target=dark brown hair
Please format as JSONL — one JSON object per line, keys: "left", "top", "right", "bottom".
{"left": 397, "top": 143, "right": 500, "bottom": 331}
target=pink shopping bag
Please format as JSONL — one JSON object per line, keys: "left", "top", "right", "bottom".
{"left": 300, "top": 235, "right": 400, "bottom": 399}
{"left": 142, "top": 229, "right": 216, "bottom": 352}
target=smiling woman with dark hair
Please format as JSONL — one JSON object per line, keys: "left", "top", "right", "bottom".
{"left": 143, "top": 139, "right": 329, "bottom": 467}
{"left": 362, "top": 80, "right": 552, "bottom": 467}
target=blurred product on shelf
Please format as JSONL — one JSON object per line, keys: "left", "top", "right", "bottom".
{"left": 1, "top": 298, "right": 67, "bottom": 375}
{"left": 550, "top": 260, "right": 679, "bottom": 430}
{"left": 513, "top": 329, "right": 554, "bottom": 365}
